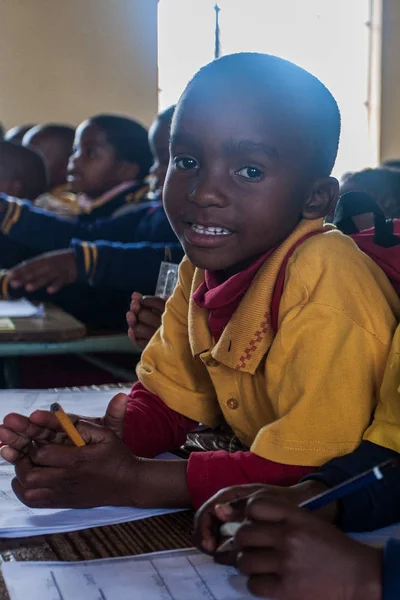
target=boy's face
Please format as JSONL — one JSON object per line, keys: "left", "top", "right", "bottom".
{"left": 148, "top": 118, "right": 171, "bottom": 201}
{"left": 164, "top": 83, "right": 322, "bottom": 273}
{"left": 68, "top": 122, "right": 128, "bottom": 198}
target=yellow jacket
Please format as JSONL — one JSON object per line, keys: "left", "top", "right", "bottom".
{"left": 137, "top": 218, "right": 400, "bottom": 466}
{"left": 364, "top": 323, "right": 400, "bottom": 452}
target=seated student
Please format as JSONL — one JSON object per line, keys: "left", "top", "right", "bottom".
{"left": 22, "top": 124, "right": 77, "bottom": 216}
{"left": 0, "top": 141, "right": 47, "bottom": 201}
{"left": 4, "top": 124, "right": 35, "bottom": 145}
{"left": 382, "top": 158, "right": 400, "bottom": 169}
{"left": 0, "top": 108, "right": 181, "bottom": 328}
{"left": 0, "top": 53, "right": 399, "bottom": 512}
{"left": 0, "top": 113, "right": 166, "bottom": 264}
{"left": 207, "top": 492, "right": 396, "bottom": 600}
{"left": 2, "top": 106, "right": 179, "bottom": 296}
{"left": 340, "top": 168, "right": 400, "bottom": 224}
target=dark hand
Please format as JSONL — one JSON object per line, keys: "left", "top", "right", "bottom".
{"left": 7, "top": 249, "right": 78, "bottom": 294}
{"left": 194, "top": 481, "right": 332, "bottom": 556}
{"left": 233, "top": 493, "right": 382, "bottom": 600}
{"left": 12, "top": 420, "right": 141, "bottom": 509}
{"left": 0, "top": 392, "right": 128, "bottom": 463}
{"left": 126, "top": 292, "right": 165, "bottom": 349}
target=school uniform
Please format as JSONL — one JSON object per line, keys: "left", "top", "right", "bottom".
{"left": 34, "top": 185, "right": 80, "bottom": 216}
{"left": 0, "top": 181, "right": 149, "bottom": 254}
{"left": 0, "top": 198, "right": 178, "bottom": 274}
{"left": 305, "top": 323, "right": 400, "bottom": 533}
{"left": 0, "top": 200, "right": 182, "bottom": 329}
{"left": 71, "top": 239, "right": 184, "bottom": 290}
{"left": 122, "top": 218, "right": 400, "bottom": 508}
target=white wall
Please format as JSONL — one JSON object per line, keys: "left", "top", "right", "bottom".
{"left": 0, "top": 0, "right": 158, "bottom": 129}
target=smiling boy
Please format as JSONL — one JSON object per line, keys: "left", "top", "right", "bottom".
{"left": 1, "top": 53, "right": 399, "bottom": 511}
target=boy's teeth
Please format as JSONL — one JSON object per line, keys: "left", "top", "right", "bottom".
{"left": 191, "top": 224, "right": 231, "bottom": 235}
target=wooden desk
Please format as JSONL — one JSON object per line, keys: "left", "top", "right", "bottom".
{"left": 0, "top": 304, "right": 86, "bottom": 343}
{"left": 0, "top": 305, "right": 140, "bottom": 387}
{"left": 0, "top": 512, "right": 194, "bottom": 600}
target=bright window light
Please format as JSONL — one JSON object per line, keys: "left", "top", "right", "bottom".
{"left": 158, "top": 0, "right": 372, "bottom": 177}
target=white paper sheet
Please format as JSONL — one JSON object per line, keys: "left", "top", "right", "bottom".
{"left": 0, "top": 299, "right": 44, "bottom": 318}
{"left": 1, "top": 549, "right": 254, "bottom": 600}
{"left": 0, "top": 390, "right": 185, "bottom": 537}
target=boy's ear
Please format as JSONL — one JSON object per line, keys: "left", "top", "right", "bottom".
{"left": 302, "top": 177, "right": 339, "bottom": 220}
{"left": 118, "top": 161, "right": 140, "bottom": 182}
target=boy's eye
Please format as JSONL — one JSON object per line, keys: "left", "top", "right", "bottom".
{"left": 175, "top": 157, "right": 198, "bottom": 171}
{"left": 236, "top": 166, "right": 264, "bottom": 181}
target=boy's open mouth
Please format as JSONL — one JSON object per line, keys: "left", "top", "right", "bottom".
{"left": 190, "top": 223, "right": 232, "bottom": 236}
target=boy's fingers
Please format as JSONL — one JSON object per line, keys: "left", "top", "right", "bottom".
{"left": 103, "top": 394, "right": 128, "bottom": 437}
{"left": 14, "top": 458, "right": 65, "bottom": 489}
{"left": 245, "top": 493, "right": 299, "bottom": 524}
{"left": 47, "top": 276, "right": 68, "bottom": 294}
{"left": 1, "top": 445, "right": 24, "bottom": 464}
{"left": 0, "top": 426, "right": 31, "bottom": 451}
{"left": 235, "top": 522, "right": 283, "bottom": 551}
{"left": 134, "top": 323, "right": 157, "bottom": 342}
{"left": 127, "top": 328, "right": 138, "bottom": 345}
{"left": 215, "top": 485, "right": 269, "bottom": 522}
{"left": 247, "top": 574, "right": 279, "bottom": 599}
{"left": 126, "top": 311, "right": 137, "bottom": 328}
{"left": 29, "top": 409, "right": 78, "bottom": 431}
{"left": 237, "top": 548, "right": 281, "bottom": 576}
{"left": 137, "top": 309, "right": 162, "bottom": 329}
{"left": 193, "top": 508, "right": 219, "bottom": 554}
{"left": 11, "top": 478, "right": 57, "bottom": 509}
{"left": 2, "top": 413, "right": 60, "bottom": 444}
{"left": 141, "top": 296, "right": 166, "bottom": 314}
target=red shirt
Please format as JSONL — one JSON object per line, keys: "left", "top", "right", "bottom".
{"left": 124, "top": 254, "right": 314, "bottom": 509}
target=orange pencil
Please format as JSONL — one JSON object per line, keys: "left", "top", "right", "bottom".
{"left": 50, "top": 403, "right": 86, "bottom": 447}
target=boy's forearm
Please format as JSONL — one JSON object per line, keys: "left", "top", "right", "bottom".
{"left": 134, "top": 458, "right": 191, "bottom": 508}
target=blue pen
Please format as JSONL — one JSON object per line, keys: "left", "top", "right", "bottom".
{"left": 299, "top": 456, "right": 400, "bottom": 511}
{"left": 219, "top": 456, "right": 400, "bottom": 541}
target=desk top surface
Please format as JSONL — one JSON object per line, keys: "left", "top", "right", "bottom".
{"left": 0, "top": 304, "right": 86, "bottom": 343}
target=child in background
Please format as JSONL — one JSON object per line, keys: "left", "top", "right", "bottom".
{"left": 23, "top": 124, "right": 77, "bottom": 216}
{"left": 4, "top": 125, "right": 35, "bottom": 145}
{"left": 0, "top": 107, "right": 182, "bottom": 329}
{"left": 68, "top": 114, "right": 151, "bottom": 219}
{"left": 340, "top": 168, "right": 400, "bottom": 221}
{"left": 1, "top": 53, "right": 399, "bottom": 512}
{"left": 0, "top": 113, "right": 154, "bottom": 270}
{"left": 0, "top": 141, "right": 47, "bottom": 201}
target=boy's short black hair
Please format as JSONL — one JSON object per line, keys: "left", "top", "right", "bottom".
{"left": 0, "top": 141, "right": 47, "bottom": 199}
{"left": 23, "top": 124, "right": 75, "bottom": 152}
{"left": 4, "top": 125, "right": 36, "bottom": 145}
{"left": 89, "top": 114, "right": 153, "bottom": 180}
{"left": 182, "top": 53, "right": 341, "bottom": 178}
{"left": 342, "top": 167, "right": 400, "bottom": 197}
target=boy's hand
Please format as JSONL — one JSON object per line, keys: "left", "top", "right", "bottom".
{"left": 126, "top": 292, "right": 166, "bottom": 349}
{"left": 193, "top": 481, "right": 331, "bottom": 555}
{"left": 7, "top": 249, "right": 78, "bottom": 294}
{"left": 11, "top": 420, "right": 142, "bottom": 509}
{"left": 232, "top": 493, "right": 382, "bottom": 600}
{"left": 0, "top": 392, "right": 128, "bottom": 464}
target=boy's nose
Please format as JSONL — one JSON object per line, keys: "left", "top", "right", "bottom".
{"left": 189, "top": 172, "right": 227, "bottom": 208}
{"left": 68, "top": 154, "right": 81, "bottom": 173}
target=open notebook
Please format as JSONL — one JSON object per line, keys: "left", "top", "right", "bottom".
{"left": 0, "top": 390, "right": 186, "bottom": 537}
